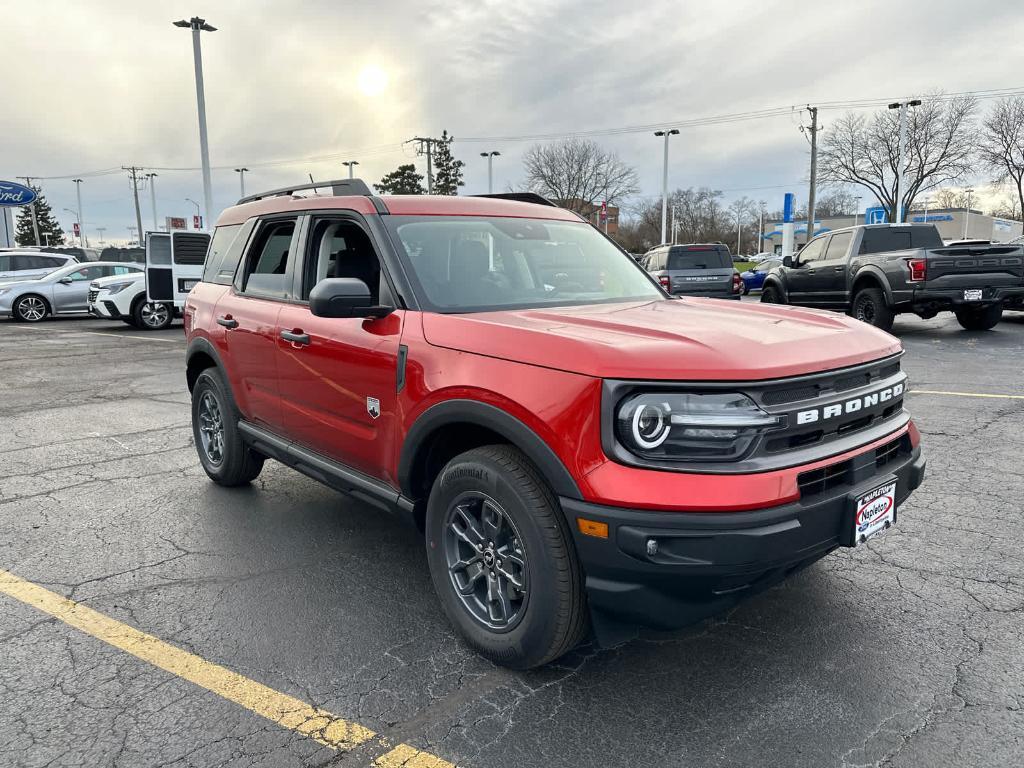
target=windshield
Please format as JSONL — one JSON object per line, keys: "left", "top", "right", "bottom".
{"left": 385, "top": 216, "right": 663, "bottom": 312}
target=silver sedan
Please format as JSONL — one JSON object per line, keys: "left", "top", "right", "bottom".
{"left": 0, "top": 261, "right": 143, "bottom": 322}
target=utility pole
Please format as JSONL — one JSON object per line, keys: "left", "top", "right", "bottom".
{"left": 888, "top": 99, "right": 921, "bottom": 223}
{"left": 342, "top": 161, "right": 359, "bottom": 180}
{"left": 805, "top": 106, "right": 819, "bottom": 240}
{"left": 123, "top": 166, "right": 144, "bottom": 246}
{"left": 72, "top": 178, "right": 88, "bottom": 247}
{"left": 234, "top": 167, "right": 249, "bottom": 197}
{"left": 758, "top": 201, "right": 766, "bottom": 251}
{"left": 145, "top": 172, "right": 159, "bottom": 230}
{"left": 174, "top": 17, "right": 217, "bottom": 229}
{"left": 654, "top": 129, "right": 679, "bottom": 244}
{"left": 16, "top": 176, "right": 40, "bottom": 245}
{"left": 410, "top": 137, "right": 437, "bottom": 193}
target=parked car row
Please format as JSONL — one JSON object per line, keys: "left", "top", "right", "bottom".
{"left": 0, "top": 262, "right": 142, "bottom": 322}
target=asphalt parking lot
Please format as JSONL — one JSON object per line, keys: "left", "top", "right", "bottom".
{"left": 1, "top": 309, "right": 1023, "bottom": 768}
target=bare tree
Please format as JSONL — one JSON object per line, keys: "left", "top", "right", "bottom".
{"left": 523, "top": 138, "right": 639, "bottom": 214}
{"left": 818, "top": 94, "right": 977, "bottom": 218}
{"left": 931, "top": 188, "right": 972, "bottom": 209}
{"left": 978, "top": 96, "right": 1024, "bottom": 221}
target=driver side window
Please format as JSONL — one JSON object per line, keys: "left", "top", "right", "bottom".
{"left": 798, "top": 236, "right": 827, "bottom": 265}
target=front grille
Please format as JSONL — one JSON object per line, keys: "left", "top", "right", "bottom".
{"left": 875, "top": 435, "right": 910, "bottom": 468}
{"left": 798, "top": 459, "right": 852, "bottom": 496}
{"left": 87, "top": 289, "right": 99, "bottom": 303}
{"left": 763, "top": 385, "right": 820, "bottom": 405}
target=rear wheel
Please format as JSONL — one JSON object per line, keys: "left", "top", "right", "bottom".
{"left": 955, "top": 304, "right": 1002, "bottom": 331}
{"left": 12, "top": 295, "right": 49, "bottom": 323}
{"left": 425, "top": 445, "right": 587, "bottom": 669}
{"left": 132, "top": 298, "right": 173, "bottom": 330}
{"left": 191, "top": 368, "right": 264, "bottom": 486}
{"left": 852, "top": 287, "right": 895, "bottom": 332}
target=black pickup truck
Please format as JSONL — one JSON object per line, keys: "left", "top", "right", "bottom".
{"left": 761, "top": 224, "right": 1024, "bottom": 331}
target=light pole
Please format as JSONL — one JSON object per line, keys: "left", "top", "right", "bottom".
{"left": 72, "top": 178, "right": 87, "bottom": 247}
{"left": 654, "top": 129, "right": 679, "bottom": 244}
{"left": 97, "top": 227, "right": 106, "bottom": 245}
{"left": 63, "top": 209, "right": 82, "bottom": 246}
{"left": 186, "top": 197, "right": 201, "bottom": 228}
{"left": 127, "top": 225, "right": 137, "bottom": 245}
{"left": 855, "top": 196, "right": 863, "bottom": 225}
{"left": 342, "top": 161, "right": 359, "bottom": 180}
{"left": 145, "top": 172, "right": 159, "bottom": 231}
{"left": 479, "top": 151, "right": 500, "bottom": 194}
{"left": 963, "top": 188, "right": 974, "bottom": 239}
{"left": 173, "top": 16, "right": 216, "bottom": 230}
{"left": 921, "top": 195, "right": 931, "bottom": 223}
{"left": 234, "top": 167, "right": 249, "bottom": 197}
{"left": 888, "top": 99, "right": 921, "bottom": 223}
{"left": 41, "top": 230, "right": 53, "bottom": 246}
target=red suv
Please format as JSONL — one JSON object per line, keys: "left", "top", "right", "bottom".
{"left": 185, "top": 181, "right": 926, "bottom": 669}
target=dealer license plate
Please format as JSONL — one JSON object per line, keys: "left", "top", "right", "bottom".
{"left": 964, "top": 289, "right": 983, "bottom": 301}
{"left": 853, "top": 482, "right": 896, "bottom": 544}
{"left": 181, "top": 279, "right": 198, "bottom": 291}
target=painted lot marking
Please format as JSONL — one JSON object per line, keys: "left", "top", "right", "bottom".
{"left": 0, "top": 569, "right": 455, "bottom": 767}
{"left": 5, "top": 325, "right": 181, "bottom": 342}
{"left": 910, "top": 389, "right": 1024, "bottom": 401}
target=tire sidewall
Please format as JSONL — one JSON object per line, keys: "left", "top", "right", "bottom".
{"left": 191, "top": 369, "right": 246, "bottom": 482}
{"left": 853, "top": 287, "right": 894, "bottom": 331}
{"left": 425, "top": 451, "right": 572, "bottom": 668}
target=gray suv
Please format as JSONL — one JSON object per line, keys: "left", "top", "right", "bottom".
{"left": 642, "top": 243, "right": 742, "bottom": 299}
{"left": 0, "top": 251, "right": 77, "bottom": 283}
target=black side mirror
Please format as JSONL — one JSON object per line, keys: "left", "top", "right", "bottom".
{"left": 309, "top": 277, "right": 394, "bottom": 319}
{"left": 782, "top": 255, "right": 794, "bottom": 268}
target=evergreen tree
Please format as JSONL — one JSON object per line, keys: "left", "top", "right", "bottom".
{"left": 375, "top": 164, "right": 426, "bottom": 195}
{"left": 432, "top": 130, "right": 465, "bottom": 195}
{"left": 15, "top": 187, "right": 65, "bottom": 246}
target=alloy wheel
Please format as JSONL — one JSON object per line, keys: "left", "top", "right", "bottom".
{"left": 443, "top": 492, "right": 529, "bottom": 632}
{"left": 197, "top": 391, "right": 225, "bottom": 465}
{"left": 18, "top": 297, "right": 46, "bottom": 322}
{"left": 140, "top": 302, "right": 170, "bottom": 328}
{"left": 856, "top": 297, "right": 876, "bottom": 324}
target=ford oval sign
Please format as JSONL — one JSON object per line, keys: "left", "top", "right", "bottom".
{"left": 0, "top": 181, "right": 37, "bottom": 207}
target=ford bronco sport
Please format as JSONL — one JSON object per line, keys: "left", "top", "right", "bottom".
{"left": 185, "top": 180, "right": 926, "bottom": 669}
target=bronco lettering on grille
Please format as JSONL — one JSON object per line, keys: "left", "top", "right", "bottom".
{"left": 796, "top": 383, "right": 905, "bottom": 425}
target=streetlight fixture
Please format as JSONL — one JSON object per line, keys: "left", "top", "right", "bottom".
{"left": 654, "top": 129, "right": 680, "bottom": 244}
{"left": 963, "top": 188, "right": 974, "bottom": 239}
{"left": 41, "top": 230, "right": 53, "bottom": 246}
{"left": 173, "top": 16, "right": 217, "bottom": 230}
{"left": 887, "top": 99, "right": 922, "bottom": 223}
{"left": 479, "top": 151, "right": 500, "bottom": 194}
{"left": 342, "top": 160, "right": 360, "bottom": 180}
{"left": 234, "top": 167, "right": 249, "bottom": 197}
{"left": 145, "top": 172, "right": 159, "bottom": 231}
{"left": 186, "top": 197, "right": 201, "bottom": 228}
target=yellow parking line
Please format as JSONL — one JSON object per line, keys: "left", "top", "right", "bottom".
{"left": 910, "top": 389, "right": 1024, "bottom": 400}
{"left": 0, "top": 569, "right": 456, "bottom": 766}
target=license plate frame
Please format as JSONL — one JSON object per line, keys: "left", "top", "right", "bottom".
{"left": 963, "top": 289, "right": 984, "bottom": 301}
{"left": 842, "top": 477, "right": 898, "bottom": 547}
{"left": 180, "top": 279, "right": 199, "bottom": 292}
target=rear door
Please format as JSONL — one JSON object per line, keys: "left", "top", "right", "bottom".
{"left": 51, "top": 264, "right": 107, "bottom": 311}
{"left": 666, "top": 245, "right": 734, "bottom": 297}
{"left": 146, "top": 231, "right": 211, "bottom": 305}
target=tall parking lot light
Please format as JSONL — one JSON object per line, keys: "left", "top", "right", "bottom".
{"left": 963, "top": 188, "right": 974, "bottom": 239}
{"left": 479, "top": 151, "right": 500, "bottom": 194}
{"left": 174, "top": 17, "right": 217, "bottom": 231}
{"left": 234, "top": 167, "right": 248, "bottom": 197}
{"left": 888, "top": 99, "right": 921, "bottom": 223}
{"left": 654, "top": 129, "right": 679, "bottom": 244}
{"left": 145, "top": 173, "right": 159, "bottom": 231}
{"left": 342, "top": 161, "right": 359, "bottom": 180}
{"left": 72, "top": 178, "right": 87, "bottom": 247}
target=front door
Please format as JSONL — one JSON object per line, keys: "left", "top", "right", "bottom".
{"left": 785, "top": 234, "right": 829, "bottom": 305}
{"left": 274, "top": 216, "right": 404, "bottom": 483}
{"left": 816, "top": 231, "right": 854, "bottom": 307}
{"left": 52, "top": 264, "right": 107, "bottom": 311}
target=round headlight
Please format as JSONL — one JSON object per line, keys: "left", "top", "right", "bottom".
{"left": 630, "top": 401, "right": 671, "bottom": 449}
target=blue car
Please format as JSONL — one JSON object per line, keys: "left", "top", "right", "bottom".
{"left": 741, "top": 258, "right": 782, "bottom": 294}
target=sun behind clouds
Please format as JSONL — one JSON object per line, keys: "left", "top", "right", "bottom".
{"left": 357, "top": 65, "right": 388, "bottom": 96}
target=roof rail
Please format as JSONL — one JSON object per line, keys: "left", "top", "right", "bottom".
{"left": 237, "top": 178, "right": 373, "bottom": 205}
{"left": 471, "top": 192, "right": 557, "bottom": 208}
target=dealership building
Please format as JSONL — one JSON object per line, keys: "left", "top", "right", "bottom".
{"left": 761, "top": 207, "right": 1023, "bottom": 252}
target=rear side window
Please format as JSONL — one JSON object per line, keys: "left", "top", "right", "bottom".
{"left": 12, "top": 255, "right": 42, "bottom": 270}
{"left": 202, "top": 223, "right": 248, "bottom": 285}
{"left": 172, "top": 232, "right": 210, "bottom": 265}
{"left": 668, "top": 247, "right": 731, "bottom": 269}
{"left": 0, "top": 255, "right": 10, "bottom": 271}
{"left": 239, "top": 219, "right": 296, "bottom": 298}
{"left": 825, "top": 232, "right": 853, "bottom": 260}
{"left": 42, "top": 256, "right": 66, "bottom": 267}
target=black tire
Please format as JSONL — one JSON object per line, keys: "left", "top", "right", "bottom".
{"left": 132, "top": 297, "right": 173, "bottom": 330}
{"left": 190, "top": 368, "right": 264, "bottom": 486}
{"left": 760, "top": 285, "right": 783, "bottom": 304}
{"left": 955, "top": 304, "right": 1002, "bottom": 331}
{"left": 12, "top": 294, "right": 49, "bottom": 323}
{"left": 425, "top": 444, "right": 587, "bottom": 669}
{"left": 742, "top": 283, "right": 750, "bottom": 296}
{"left": 852, "top": 287, "right": 895, "bottom": 332}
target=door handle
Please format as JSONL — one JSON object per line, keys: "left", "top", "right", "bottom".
{"left": 806, "top": 269, "right": 816, "bottom": 274}
{"left": 833, "top": 266, "right": 844, "bottom": 272}
{"left": 217, "top": 315, "right": 238, "bottom": 329}
{"left": 280, "top": 329, "right": 310, "bottom": 345}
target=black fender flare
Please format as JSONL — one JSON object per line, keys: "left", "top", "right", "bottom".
{"left": 760, "top": 275, "right": 787, "bottom": 301}
{"left": 185, "top": 336, "right": 227, "bottom": 392}
{"left": 398, "top": 399, "right": 582, "bottom": 501}
{"left": 850, "top": 266, "right": 894, "bottom": 305}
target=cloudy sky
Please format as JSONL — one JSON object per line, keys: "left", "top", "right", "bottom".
{"left": 3, "top": 0, "right": 1023, "bottom": 244}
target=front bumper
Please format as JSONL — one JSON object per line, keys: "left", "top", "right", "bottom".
{"left": 88, "top": 299, "right": 122, "bottom": 319}
{"left": 561, "top": 442, "right": 925, "bottom": 632}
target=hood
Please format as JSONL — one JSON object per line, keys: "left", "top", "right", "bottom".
{"left": 421, "top": 298, "right": 902, "bottom": 381}
{"left": 92, "top": 272, "right": 144, "bottom": 288}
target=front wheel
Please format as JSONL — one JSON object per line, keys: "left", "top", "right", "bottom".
{"left": 852, "top": 287, "right": 895, "bottom": 332}
{"left": 13, "top": 295, "right": 49, "bottom": 322}
{"left": 955, "top": 304, "right": 1002, "bottom": 331}
{"left": 191, "top": 368, "right": 264, "bottom": 486}
{"left": 760, "top": 285, "right": 783, "bottom": 304}
{"left": 425, "top": 445, "right": 587, "bottom": 669}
